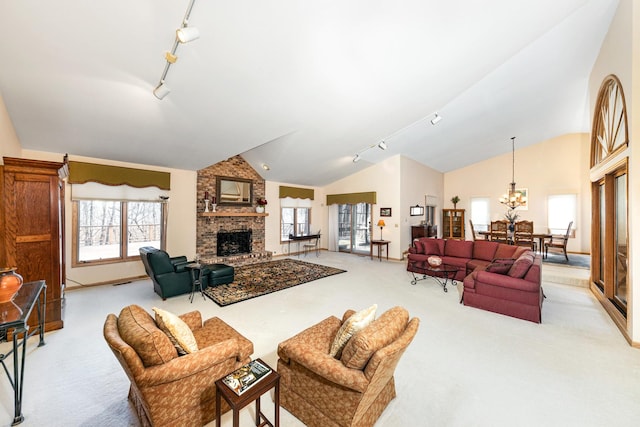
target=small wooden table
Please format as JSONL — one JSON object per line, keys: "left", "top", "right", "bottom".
{"left": 215, "top": 358, "right": 280, "bottom": 427}
{"left": 370, "top": 240, "right": 390, "bottom": 261}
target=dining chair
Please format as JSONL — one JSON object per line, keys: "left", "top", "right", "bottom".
{"left": 489, "top": 220, "right": 509, "bottom": 244}
{"left": 545, "top": 221, "right": 573, "bottom": 261}
{"left": 469, "top": 220, "right": 479, "bottom": 241}
{"left": 513, "top": 220, "right": 536, "bottom": 252}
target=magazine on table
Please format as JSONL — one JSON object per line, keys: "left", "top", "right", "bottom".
{"left": 222, "top": 359, "right": 272, "bottom": 395}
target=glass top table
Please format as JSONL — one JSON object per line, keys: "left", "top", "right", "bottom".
{"left": 0, "top": 280, "right": 47, "bottom": 425}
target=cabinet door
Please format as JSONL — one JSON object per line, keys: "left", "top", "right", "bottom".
{"left": 3, "top": 159, "right": 63, "bottom": 332}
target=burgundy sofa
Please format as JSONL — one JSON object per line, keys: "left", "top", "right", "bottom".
{"left": 407, "top": 238, "right": 543, "bottom": 323}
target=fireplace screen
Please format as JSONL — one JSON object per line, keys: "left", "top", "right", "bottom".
{"left": 217, "top": 230, "right": 252, "bottom": 256}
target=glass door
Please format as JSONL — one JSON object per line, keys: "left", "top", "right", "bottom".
{"left": 338, "top": 203, "right": 372, "bottom": 255}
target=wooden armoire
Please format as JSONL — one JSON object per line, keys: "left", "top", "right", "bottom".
{"left": 0, "top": 157, "right": 64, "bottom": 332}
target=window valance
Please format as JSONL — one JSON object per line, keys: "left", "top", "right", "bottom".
{"left": 279, "top": 186, "right": 314, "bottom": 200}
{"left": 326, "top": 192, "right": 376, "bottom": 205}
{"left": 68, "top": 161, "right": 171, "bottom": 190}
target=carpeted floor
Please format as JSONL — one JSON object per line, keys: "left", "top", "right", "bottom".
{"left": 203, "top": 258, "right": 346, "bottom": 306}
{"left": 542, "top": 252, "right": 591, "bottom": 269}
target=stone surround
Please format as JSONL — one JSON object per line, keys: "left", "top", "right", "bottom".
{"left": 196, "top": 155, "right": 272, "bottom": 266}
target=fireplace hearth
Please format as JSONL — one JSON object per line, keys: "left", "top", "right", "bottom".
{"left": 217, "top": 230, "right": 252, "bottom": 256}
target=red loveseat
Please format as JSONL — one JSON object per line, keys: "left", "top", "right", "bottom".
{"left": 407, "top": 238, "right": 543, "bottom": 323}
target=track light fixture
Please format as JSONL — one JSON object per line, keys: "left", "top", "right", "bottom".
{"left": 176, "top": 26, "right": 200, "bottom": 43}
{"left": 378, "top": 141, "right": 387, "bottom": 150}
{"left": 153, "top": 82, "right": 171, "bottom": 100}
{"left": 430, "top": 113, "right": 442, "bottom": 125}
{"left": 353, "top": 154, "right": 361, "bottom": 163}
{"left": 152, "top": 0, "right": 199, "bottom": 100}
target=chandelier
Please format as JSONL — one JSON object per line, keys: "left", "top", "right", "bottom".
{"left": 499, "top": 137, "right": 526, "bottom": 210}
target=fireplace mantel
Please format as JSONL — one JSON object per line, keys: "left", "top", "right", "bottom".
{"left": 200, "top": 212, "right": 269, "bottom": 217}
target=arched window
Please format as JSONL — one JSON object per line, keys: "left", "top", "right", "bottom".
{"left": 590, "top": 74, "right": 629, "bottom": 333}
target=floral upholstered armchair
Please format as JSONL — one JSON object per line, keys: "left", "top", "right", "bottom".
{"left": 103, "top": 305, "right": 253, "bottom": 427}
{"left": 277, "top": 306, "right": 419, "bottom": 427}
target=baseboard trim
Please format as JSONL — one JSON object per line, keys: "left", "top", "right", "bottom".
{"left": 66, "top": 275, "right": 148, "bottom": 290}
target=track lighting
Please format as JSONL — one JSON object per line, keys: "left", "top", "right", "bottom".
{"left": 176, "top": 27, "right": 200, "bottom": 43}
{"left": 430, "top": 113, "right": 442, "bottom": 125}
{"left": 152, "top": 0, "right": 199, "bottom": 99}
{"left": 378, "top": 141, "right": 387, "bottom": 150}
{"left": 153, "top": 82, "right": 171, "bottom": 99}
{"left": 353, "top": 154, "right": 361, "bottom": 163}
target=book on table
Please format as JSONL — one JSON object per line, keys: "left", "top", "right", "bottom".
{"left": 222, "top": 359, "right": 272, "bottom": 395}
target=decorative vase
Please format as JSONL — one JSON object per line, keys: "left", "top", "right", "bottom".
{"left": 427, "top": 256, "right": 442, "bottom": 268}
{"left": 256, "top": 206, "right": 265, "bottom": 213}
{"left": 0, "top": 268, "right": 23, "bottom": 303}
{"left": 508, "top": 223, "right": 515, "bottom": 232}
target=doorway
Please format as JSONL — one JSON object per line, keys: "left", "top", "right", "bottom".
{"left": 337, "top": 203, "right": 372, "bottom": 255}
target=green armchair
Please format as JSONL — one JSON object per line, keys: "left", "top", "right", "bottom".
{"left": 139, "top": 247, "right": 209, "bottom": 300}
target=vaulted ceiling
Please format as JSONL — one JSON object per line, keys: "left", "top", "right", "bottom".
{"left": 0, "top": 0, "right": 618, "bottom": 186}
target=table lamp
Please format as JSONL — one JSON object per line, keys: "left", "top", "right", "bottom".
{"left": 376, "top": 219, "right": 386, "bottom": 240}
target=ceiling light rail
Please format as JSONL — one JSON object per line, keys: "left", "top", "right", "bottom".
{"left": 350, "top": 111, "right": 442, "bottom": 164}
{"left": 153, "top": 0, "right": 199, "bottom": 100}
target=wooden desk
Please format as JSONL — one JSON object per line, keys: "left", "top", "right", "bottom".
{"left": 215, "top": 358, "right": 280, "bottom": 427}
{"left": 370, "top": 240, "right": 390, "bottom": 261}
{"left": 287, "top": 234, "right": 320, "bottom": 256}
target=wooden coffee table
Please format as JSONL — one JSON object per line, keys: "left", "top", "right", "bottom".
{"left": 409, "top": 260, "right": 460, "bottom": 292}
{"left": 215, "top": 358, "right": 280, "bottom": 427}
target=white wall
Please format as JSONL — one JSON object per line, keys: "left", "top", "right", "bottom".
{"left": 400, "top": 156, "right": 444, "bottom": 250}
{"left": 0, "top": 95, "right": 21, "bottom": 161}
{"left": 21, "top": 149, "right": 197, "bottom": 287}
{"left": 444, "top": 133, "right": 591, "bottom": 253}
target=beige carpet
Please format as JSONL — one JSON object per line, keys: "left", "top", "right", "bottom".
{"left": 1, "top": 252, "right": 639, "bottom": 427}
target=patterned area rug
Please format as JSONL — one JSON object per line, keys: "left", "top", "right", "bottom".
{"left": 203, "top": 258, "right": 346, "bottom": 306}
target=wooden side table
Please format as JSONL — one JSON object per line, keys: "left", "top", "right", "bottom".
{"left": 370, "top": 240, "right": 390, "bottom": 261}
{"left": 185, "top": 263, "right": 206, "bottom": 303}
{"left": 215, "top": 358, "right": 280, "bottom": 427}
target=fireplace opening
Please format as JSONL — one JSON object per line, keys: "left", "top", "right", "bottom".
{"left": 217, "top": 229, "right": 252, "bottom": 256}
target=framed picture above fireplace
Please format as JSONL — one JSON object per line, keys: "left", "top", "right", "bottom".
{"left": 216, "top": 176, "right": 253, "bottom": 206}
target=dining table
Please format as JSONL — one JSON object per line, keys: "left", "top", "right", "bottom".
{"left": 477, "top": 231, "right": 551, "bottom": 257}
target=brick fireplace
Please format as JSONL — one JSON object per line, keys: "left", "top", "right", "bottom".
{"left": 196, "top": 155, "right": 272, "bottom": 266}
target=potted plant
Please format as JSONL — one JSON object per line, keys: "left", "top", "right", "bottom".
{"left": 504, "top": 209, "right": 519, "bottom": 231}
{"left": 256, "top": 197, "right": 268, "bottom": 213}
{"left": 450, "top": 196, "right": 460, "bottom": 209}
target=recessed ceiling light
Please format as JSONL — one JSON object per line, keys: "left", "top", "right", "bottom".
{"left": 262, "top": 164, "right": 270, "bottom": 171}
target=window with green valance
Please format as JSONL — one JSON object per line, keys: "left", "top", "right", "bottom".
{"left": 279, "top": 185, "right": 314, "bottom": 200}
{"left": 68, "top": 161, "right": 171, "bottom": 190}
{"left": 326, "top": 192, "right": 376, "bottom": 205}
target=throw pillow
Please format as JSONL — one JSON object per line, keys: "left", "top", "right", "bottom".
{"left": 153, "top": 307, "right": 199, "bottom": 355}
{"left": 329, "top": 304, "right": 377, "bottom": 358}
{"left": 413, "top": 240, "right": 424, "bottom": 254}
{"left": 507, "top": 253, "right": 535, "bottom": 279}
{"left": 485, "top": 262, "right": 512, "bottom": 275}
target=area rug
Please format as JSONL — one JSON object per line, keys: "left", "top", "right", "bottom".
{"left": 203, "top": 258, "right": 346, "bottom": 306}
{"left": 542, "top": 253, "right": 590, "bottom": 269}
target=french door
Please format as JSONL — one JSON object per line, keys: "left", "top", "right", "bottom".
{"left": 337, "top": 203, "right": 372, "bottom": 255}
{"left": 592, "top": 164, "right": 628, "bottom": 315}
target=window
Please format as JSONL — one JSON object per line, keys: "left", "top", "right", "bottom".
{"left": 547, "top": 194, "right": 576, "bottom": 235}
{"left": 470, "top": 197, "right": 490, "bottom": 232}
{"left": 73, "top": 200, "right": 163, "bottom": 265}
{"left": 281, "top": 207, "right": 311, "bottom": 240}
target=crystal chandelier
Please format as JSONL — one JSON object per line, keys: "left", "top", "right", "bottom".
{"left": 499, "top": 137, "right": 526, "bottom": 210}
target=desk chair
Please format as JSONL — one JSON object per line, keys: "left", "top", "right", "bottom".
{"left": 303, "top": 232, "right": 321, "bottom": 257}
